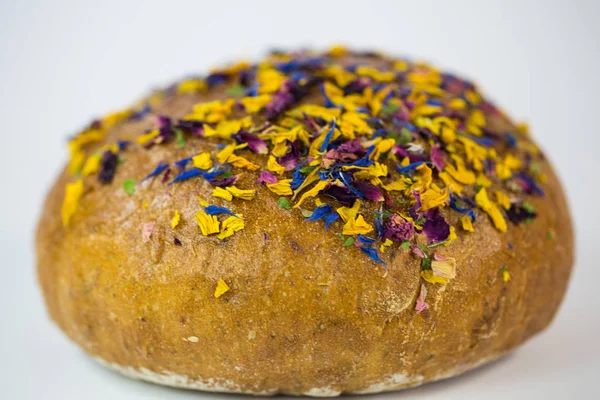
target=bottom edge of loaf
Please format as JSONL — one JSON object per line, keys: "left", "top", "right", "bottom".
{"left": 93, "top": 352, "right": 506, "bottom": 397}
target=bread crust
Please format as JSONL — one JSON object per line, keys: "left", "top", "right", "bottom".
{"left": 36, "top": 50, "right": 574, "bottom": 396}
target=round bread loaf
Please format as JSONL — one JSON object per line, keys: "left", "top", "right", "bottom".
{"left": 36, "top": 46, "right": 574, "bottom": 396}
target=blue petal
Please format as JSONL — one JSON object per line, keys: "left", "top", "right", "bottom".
{"left": 174, "top": 156, "right": 194, "bottom": 169}
{"left": 141, "top": 161, "right": 169, "bottom": 182}
{"left": 319, "top": 119, "right": 337, "bottom": 152}
{"left": 505, "top": 132, "right": 517, "bottom": 148}
{"left": 396, "top": 162, "right": 425, "bottom": 173}
{"left": 360, "top": 246, "right": 386, "bottom": 265}
{"left": 375, "top": 218, "right": 383, "bottom": 238}
{"left": 305, "top": 204, "right": 333, "bottom": 221}
{"left": 320, "top": 83, "right": 337, "bottom": 108}
{"left": 351, "top": 156, "right": 374, "bottom": 167}
{"left": 450, "top": 192, "right": 476, "bottom": 222}
{"left": 204, "top": 205, "right": 239, "bottom": 218}
{"left": 290, "top": 165, "right": 306, "bottom": 190}
{"left": 169, "top": 168, "right": 223, "bottom": 184}
{"left": 117, "top": 140, "right": 131, "bottom": 151}
{"left": 324, "top": 212, "right": 339, "bottom": 229}
{"left": 170, "top": 168, "right": 204, "bottom": 184}
{"left": 357, "top": 235, "right": 375, "bottom": 245}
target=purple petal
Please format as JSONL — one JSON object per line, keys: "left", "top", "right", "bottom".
{"left": 353, "top": 181, "right": 384, "bottom": 202}
{"left": 265, "top": 80, "right": 308, "bottom": 120}
{"left": 233, "top": 130, "right": 268, "bottom": 155}
{"left": 383, "top": 214, "right": 415, "bottom": 242}
{"left": 322, "top": 185, "right": 358, "bottom": 207}
{"left": 430, "top": 144, "right": 446, "bottom": 170}
{"left": 98, "top": 151, "right": 118, "bottom": 184}
{"left": 336, "top": 138, "right": 364, "bottom": 154}
{"left": 157, "top": 115, "right": 172, "bottom": 129}
{"left": 176, "top": 120, "right": 205, "bottom": 136}
{"left": 209, "top": 175, "right": 238, "bottom": 187}
{"left": 343, "top": 77, "right": 371, "bottom": 95}
{"left": 258, "top": 170, "right": 278, "bottom": 184}
{"left": 507, "top": 203, "right": 537, "bottom": 224}
{"left": 278, "top": 140, "right": 300, "bottom": 171}
{"left": 422, "top": 208, "right": 450, "bottom": 243}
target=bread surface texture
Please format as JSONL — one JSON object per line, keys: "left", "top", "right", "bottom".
{"left": 37, "top": 46, "right": 573, "bottom": 396}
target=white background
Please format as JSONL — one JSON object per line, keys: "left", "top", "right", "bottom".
{"left": 1, "top": 0, "right": 599, "bottom": 398}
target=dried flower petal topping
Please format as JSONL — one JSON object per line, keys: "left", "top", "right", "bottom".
{"left": 141, "top": 222, "right": 155, "bottom": 243}
{"left": 61, "top": 179, "right": 84, "bottom": 227}
{"left": 415, "top": 284, "right": 429, "bottom": 314}
{"left": 63, "top": 47, "right": 548, "bottom": 278}
{"left": 171, "top": 210, "right": 181, "bottom": 229}
{"left": 214, "top": 278, "right": 230, "bottom": 298}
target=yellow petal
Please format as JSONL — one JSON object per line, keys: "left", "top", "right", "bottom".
{"left": 271, "top": 142, "right": 289, "bottom": 157}
{"left": 420, "top": 186, "right": 449, "bottom": 211}
{"left": 342, "top": 214, "right": 373, "bottom": 235}
{"left": 495, "top": 191, "right": 511, "bottom": 210}
{"left": 336, "top": 199, "right": 361, "bottom": 222}
{"left": 81, "top": 153, "right": 102, "bottom": 176}
{"left": 227, "top": 154, "right": 260, "bottom": 171}
{"left": 137, "top": 129, "right": 159, "bottom": 145}
{"left": 217, "top": 214, "right": 245, "bottom": 240}
{"left": 444, "top": 226, "right": 457, "bottom": 246}
{"left": 266, "top": 179, "right": 293, "bottom": 196}
{"left": 61, "top": 179, "right": 84, "bottom": 227}
{"left": 171, "top": 210, "right": 180, "bottom": 229}
{"left": 240, "top": 95, "right": 271, "bottom": 113}
{"left": 226, "top": 186, "right": 256, "bottom": 200}
{"left": 382, "top": 179, "right": 409, "bottom": 192}
{"left": 194, "top": 211, "right": 220, "bottom": 236}
{"left": 67, "top": 149, "right": 86, "bottom": 175}
{"left": 420, "top": 269, "right": 449, "bottom": 285}
{"left": 177, "top": 79, "right": 207, "bottom": 94}
{"left": 460, "top": 215, "right": 474, "bottom": 232}
{"left": 214, "top": 278, "right": 230, "bottom": 298}
{"left": 293, "top": 179, "right": 331, "bottom": 208}
{"left": 267, "top": 155, "right": 285, "bottom": 175}
{"left": 438, "top": 171, "right": 464, "bottom": 194}
{"left": 288, "top": 104, "right": 341, "bottom": 120}
{"left": 192, "top": 152, "right": 213, "bottom": 170}
{"left": 212, "top": 187, "right": 233, "bottom": 201}
{"left": 475, "top": 188, "right": 507, "bottom": 232}
{"left": 380, "top": 238, "right": 393, "bottom": 253}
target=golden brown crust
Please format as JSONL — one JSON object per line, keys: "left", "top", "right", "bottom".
{"left": 36, "top": 50, "right": 574, "bottom": 395}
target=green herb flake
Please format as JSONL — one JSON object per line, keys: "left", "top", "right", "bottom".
{"left": 226, "top": 84, "right": 245, "bottom": 97}
{"left": 421, "top": 257, "right": 432, "bottom": 270}
{"left": 123, "top": 179, "right": 136, "bottom": 196}
{"left": 299, "top": 165, "right": 316, "bottom": 174}
{"left": 343, "top": 237, "right": 355, "bottom": 247}
{"left": 401, "top": 241, "right": 411, "bottom": 251}
{"left": 522, "top": 201, "right": 536, "bottom": 213}
{"left": 300, "top": 209, "right": 313, "bottom": 218}
{"left": 428, "top": 240, "right": 447, "bottom": 249}
{"left": 398, "top": 127, "right": 413, "bottom": 145}
{"left": 382, "top": 103, "right": 399, "bottom": 115}
{"left": 277, "top": 197, "right": 291, "bottom": 210}
{"left": 175, "top": 128, "right": 186, "bottom": 148}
